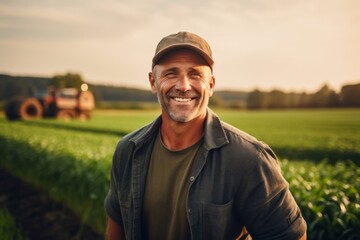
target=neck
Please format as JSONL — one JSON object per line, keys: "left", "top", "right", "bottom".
{"left": 160, "top": 113, "right": 206, "bottom": 151}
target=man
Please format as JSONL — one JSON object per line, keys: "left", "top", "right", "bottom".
{"left": 104, "top": 31, "right": 307, "bottom": 240}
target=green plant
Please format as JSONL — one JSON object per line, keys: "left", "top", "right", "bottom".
{"left": 0, "top": 208, "right": 28, "bottom": 240}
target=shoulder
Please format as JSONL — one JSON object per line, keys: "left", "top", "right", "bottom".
{"left": 221, "top": 121, "right": 264, "bottom": 150}
{"left": 112, "top": 116, "right": 161, "bottom": 169}
{"left": 114, "top": 127, "right": 144, "bottom": 154}
{"left": 204, "top": 109, "right": 277, "bottom": 167}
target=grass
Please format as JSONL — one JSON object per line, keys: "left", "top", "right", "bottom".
{"left": 216, "top": 108, "right": 360, "bottom": 164}
{"left": 0, "top": 108, "right": 359, "bottom": 239}
{"left": 0, "top": 208, "right": 28, "bottom": 240}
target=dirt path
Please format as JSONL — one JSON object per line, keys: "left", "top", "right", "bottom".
{"left": 0, "top": 167, "right": 104, "bottom": 240}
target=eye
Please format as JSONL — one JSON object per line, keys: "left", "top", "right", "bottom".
{"left": 189, "top": 72, "right": 202, "bottom": 79}
{"left": 164, "top": 71, "right": 177, "bottom": 78}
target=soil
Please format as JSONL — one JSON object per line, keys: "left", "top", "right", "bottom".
{"left": 0, "top": 167, "right": 104, "bottom": 240}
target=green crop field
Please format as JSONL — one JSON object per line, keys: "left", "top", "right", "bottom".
{"left": 0, "top": 109, "right": 359, "bottom": 239}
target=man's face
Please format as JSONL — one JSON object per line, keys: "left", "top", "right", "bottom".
{"left": 149, "top": 49, "right": 215, "bottom": 123}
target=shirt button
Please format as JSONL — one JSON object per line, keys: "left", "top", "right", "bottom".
{"left": 189, "top": 176, "right": 195, "bottom": 182}
{"left": 188, "top": 209, "right": 193, "bottom": 215}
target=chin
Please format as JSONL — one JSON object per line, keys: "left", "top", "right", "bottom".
{"left": 169, "top": 114, "right": 192, "bottom": 123}
{"left": 169, "top": 110, "right": 202, "bottom": 123}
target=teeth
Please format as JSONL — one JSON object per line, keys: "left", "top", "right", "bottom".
{"left": 174, "top": 97, "right": 192, "bottom": 102}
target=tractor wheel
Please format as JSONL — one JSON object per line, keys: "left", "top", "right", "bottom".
{"left": 18, "top": 98, "right": 43, "bottom": 120}
{"left": 5, "top": 99, "right": 20, "bottom": 120}
{"left": 57, "top": 110, "right": 75, "bottom": 121}
{"left": 79, "top": 112, "right": 91, "bottom": 121}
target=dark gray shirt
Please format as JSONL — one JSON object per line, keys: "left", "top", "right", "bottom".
{"left": 104, "top": 108, "right": 307, "bottom": 239}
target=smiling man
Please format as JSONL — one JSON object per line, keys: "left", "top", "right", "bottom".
{"left": 104, "top": 31, "right": 307, "bottom": 240}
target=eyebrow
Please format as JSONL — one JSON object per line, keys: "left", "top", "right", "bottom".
{"left": 163, "top": 67, "right": 178, "bottom": 72}
{"left": 164, "top": 66, "right": 204, "bottom": 72}
{"left": 158, "top": 65, "right": 207, "bottom": 79}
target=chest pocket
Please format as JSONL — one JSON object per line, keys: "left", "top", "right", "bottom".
{"left": 201, "top": 199, "right": 237, "bottom": 239}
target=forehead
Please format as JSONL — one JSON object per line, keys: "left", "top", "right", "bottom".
{"left": 156, "top": 49, "right": 210, "bottom": 68}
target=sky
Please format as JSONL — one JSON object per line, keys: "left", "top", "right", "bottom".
{"left": 1, "top": 0, "right": 359, "bottom": 93}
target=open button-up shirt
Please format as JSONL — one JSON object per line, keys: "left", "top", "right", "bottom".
{"left": 105, "top": 108, "right": 307, "bottom": 240}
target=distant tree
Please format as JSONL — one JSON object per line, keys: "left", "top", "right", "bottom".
{"left": 49, "top": 73, "right": 85, "bottom": 89}
{"left": 267, "top": 90, "right": 287, "bottom": 108}
{"left": 209, "top": 94, "right": 224, "bottom": 107}
{"left": 90, "top": 85, "right": 156, "bottom": 102}
{"left": 0, "top": 74, "right": 50, "bottom": 100}
{"left": 286, "top": 92, "right": 302, "bottom": 108}
{"left": 328, "top": 91, "right": 341, "bottom": 107}
{"left": 340, "top": 83, "right": 360, "bottom": 107}
{"left": 309, "top": 84, "right": 338, "bottom": 107}
{"left": 300, "top": 94, "right": 309, "bottom": 108}
{"left": 247, "top": 89, "right": 268, "bottom": 109}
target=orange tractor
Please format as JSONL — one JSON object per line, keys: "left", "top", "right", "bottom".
{"left": 5, "top": 86, "right": 95, "bottom": 121}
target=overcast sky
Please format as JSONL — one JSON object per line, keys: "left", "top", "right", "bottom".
{"left": 1, "top": 0, "right": 359, "bottom": 92}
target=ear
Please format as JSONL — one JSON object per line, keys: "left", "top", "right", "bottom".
{"left": 148, "top": 72, "right": 157, "bottom": 94}
{"left": 209, "top": 75, "right": 215, "bottom": 97}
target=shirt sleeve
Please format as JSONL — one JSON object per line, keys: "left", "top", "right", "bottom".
{"left": 104, "top": 163, "right": 123, "bottom": 225}
{"left": 239, "top": 146, "right": 307, "bottom": 240}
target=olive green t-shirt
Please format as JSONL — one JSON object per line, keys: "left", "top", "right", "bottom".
{"left": 143, "top": 131, "right": 203, "bottom": 240}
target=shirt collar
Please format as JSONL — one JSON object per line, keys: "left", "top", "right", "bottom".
{"left": 130, "top": 108, "right": 229, "bottom": 150}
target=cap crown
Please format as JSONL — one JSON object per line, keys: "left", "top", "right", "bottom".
{"left": 152, "top": 32, "right": 214, "bottom": 69}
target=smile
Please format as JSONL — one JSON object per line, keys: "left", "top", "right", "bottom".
{"left": 173, "top": 97, "right": 193, "bottom": 102}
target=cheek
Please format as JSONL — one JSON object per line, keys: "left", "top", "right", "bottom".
{"left": 156, "top": 80, "right": 172, "bottom": 95}
{"left": 194, "top": 80, "right": 211, "bottom": 94}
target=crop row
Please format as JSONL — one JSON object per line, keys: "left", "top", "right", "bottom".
{"left": 0, "top": 119, "right": 118, "bottom": 233}
{"left": 281, "top": 160, "right": 359, "bottom": 239}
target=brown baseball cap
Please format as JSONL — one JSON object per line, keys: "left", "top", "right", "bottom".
{"left": 152, "top": 31, "right": 214, "bottom": 69}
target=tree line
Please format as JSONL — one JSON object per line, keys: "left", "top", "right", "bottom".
{"left": 243, "top": 84, "right": 360, "bottom": 109}
{"left": 0, "top": 73, "right": 359, "bottom": 109}
{"left": 0, "top": 73, "right": 156, "bottom": 104}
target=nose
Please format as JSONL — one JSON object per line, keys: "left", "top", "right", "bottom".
{"left": 175, "top": 74, "right": 192, "bottom": 92}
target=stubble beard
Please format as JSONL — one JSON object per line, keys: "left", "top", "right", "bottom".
{"left": 157, "top": 92, "right": 208, "bottom": 123}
